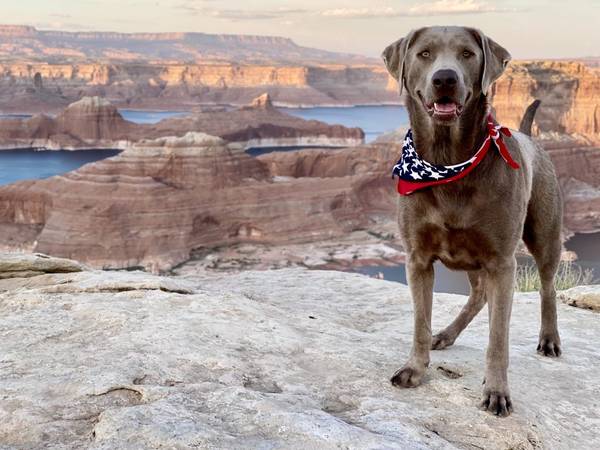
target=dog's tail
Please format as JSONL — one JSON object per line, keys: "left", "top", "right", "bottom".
{"left": 519, "top": 99, "right": 541, "bottom": 136}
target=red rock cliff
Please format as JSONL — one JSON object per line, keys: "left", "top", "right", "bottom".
{"left": 0, "top": 134, "right": 386, "bottom": 271}
{"left": 492, "top": 61, "right": 600, "bottom": 142}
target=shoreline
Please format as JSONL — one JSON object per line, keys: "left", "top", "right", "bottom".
{"left": 0, "top": 136, "right": 365, "bottom": 152}
{"left": 0, "top": 101, "right": 406, "bottom": 117}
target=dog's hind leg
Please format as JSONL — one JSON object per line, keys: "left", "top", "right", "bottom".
{"left": 522, "top": 158, "right": 563, "bottom": 357}
{"left": 523, "top": 215, "right": 562, "bottom": 357}
{"left": 431, "top": 270, "right": 486, "bottom": 350}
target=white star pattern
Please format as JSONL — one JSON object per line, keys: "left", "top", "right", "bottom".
{"left": 392, "top": 129, "right": 475, "bottom": 183}
{"left": 391, "top": 117, "right": 519, "bottom": 195}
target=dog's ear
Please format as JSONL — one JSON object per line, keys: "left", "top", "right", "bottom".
{"left": 471, "top": 29, "right": 511, "bottom": 95}
{"left": 382, "top": 30, "right": 417, "bottom": 96}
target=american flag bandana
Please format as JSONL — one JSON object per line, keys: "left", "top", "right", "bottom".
{"left": 392, "top": 115, "right": 519, "bottom": 195}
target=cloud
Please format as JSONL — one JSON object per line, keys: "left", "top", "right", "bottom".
{"left": 176, "top": 2, "right": 306, "bottom": 21}
{"left": 208, "top": 8, "right": 306, "bottom": 21}
{"left": 321, "top": 7, "right": 397, "bottom": 18}
{"left": 175, "top": 0, "right": 516, "bottom": 23}
{"left": 408, "top": 0, "right": 511, "bottom": 15}
{"left": 321, "top": 1, "right": 515, "bottom": 18}
{"left": 49, "top": 13, "right": 73, "bottom": 19}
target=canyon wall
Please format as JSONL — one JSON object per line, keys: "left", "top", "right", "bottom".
{"left": 0, "top": 134, "right": 388, "bottom": 271}
{"left": 548, "top": 146, "right": 600, "bottom": 235}
{"left": 0, "top": 61, "right": 397, "bottom": 112}
{"left": 492, "top": 61, "right": 600, "bottom": 142}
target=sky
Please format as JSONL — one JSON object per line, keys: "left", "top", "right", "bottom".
{"left": 3, "top": 0, "right": 599, "bottom": 59}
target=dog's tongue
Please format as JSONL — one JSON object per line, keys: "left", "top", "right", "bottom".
{"left": 434, "top": 102, "right": 457, "bottom": 113}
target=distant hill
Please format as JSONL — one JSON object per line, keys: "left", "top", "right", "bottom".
{"left": 0, "top": 24, "right": 375, "bottom": 65}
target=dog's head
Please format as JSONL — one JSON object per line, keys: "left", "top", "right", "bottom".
{"left": 382, "top": 26, "right": 510, "bottom": 125}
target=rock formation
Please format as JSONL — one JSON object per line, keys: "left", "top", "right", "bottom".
{"left": 0, "top": 95, "right": 364, "bottom": 150}
{"left": 0, "top": 61, "right": 397, "bottom": 112}
{"left": 0, "top": 134, "right": 384, "bottom": 271}
{"left": 0, "top": 24, "right": 395, "bottom": 112}
{"left": 559, "top": 285, "right": 600, "bottom": 311}
{"left": 548, "top": 144, "right": 600, "bottom": 234}
{"left": 492, "top": 61, "right": 600, "bottom": 143}
{"left": 0, "top": 253, "right": 598, "bottom": 449}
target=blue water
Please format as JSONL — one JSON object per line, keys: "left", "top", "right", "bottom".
{"left": 356, "top": 262, "right": 471, "bottom": 295}
{"left": 565, "top": 233, "right": 600, "bottom": 281}
{"left": 0, "top": 110, "right": 183, "bottom": 186}
{"left": 120, "top": 109, "right": 187, "bottom": 124}
{"left": 356, "top": 237, "right": 600, "bottom": 295}
{"left": 0, "top": 149, "right": 121, "bottom": 186}
{"left": 280, "top": 105, "right": 408, "bottom": 143}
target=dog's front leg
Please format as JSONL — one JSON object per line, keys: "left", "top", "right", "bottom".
{"left": 391, "top": 256, "right": 434, "bottom": 388}
{"left": 480, "top": 257, "right": 516, "bottom": 417}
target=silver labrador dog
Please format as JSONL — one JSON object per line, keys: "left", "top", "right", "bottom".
{"left": 382, "top": 26, "right": 562, "bottom": 416}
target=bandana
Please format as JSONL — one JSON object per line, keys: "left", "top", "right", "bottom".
{"left": 391, "top": 115, "right": 519, "bottom": 195}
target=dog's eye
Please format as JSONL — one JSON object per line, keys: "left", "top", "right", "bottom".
{"left": 462, "top": 50, "right": 474, "bottom": 58}
{"left": 418, "top": 50, "right": 430, "bottom": 58}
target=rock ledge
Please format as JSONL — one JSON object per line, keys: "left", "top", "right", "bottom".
{"left": 0, "top": 254, "right": 599, "bottom": 449}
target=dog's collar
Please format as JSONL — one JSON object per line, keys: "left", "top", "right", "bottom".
{"left": 391, "top": 114, "right": 519, "bottom": 195}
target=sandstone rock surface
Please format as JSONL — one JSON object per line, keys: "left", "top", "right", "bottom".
{"left": 0, "top": 255, "right": 598, "bottom": 449}
{"left": 0, "top": 252, "right": 83, "bottom": 278}
{"left": 492, "top": 61, "right": 600, "bottom": 143}
{"left": 546, "top": 144, "right": 600, "bottom": 234}
{"left": 559, "top": 285, "right": 600, "bottom": 311}
{"left": 0, "top": 135, "right": 385, "bottom": 271}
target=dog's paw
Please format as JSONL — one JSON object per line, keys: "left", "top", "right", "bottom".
{"left": 537, "top": 333, "right": 562, "bottom": 357}
{"left": 431, "top": 331, "right": 456, "bottom": 350}
{"left": 479, "top": 389, "right": 513, "bottom": 417}
{"left": 390, "top": 365, "right": 425, "bottom": 388}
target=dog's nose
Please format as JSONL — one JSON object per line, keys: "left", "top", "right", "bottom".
{"left": 432, "top": 69, "right": 458, "bottom": 90}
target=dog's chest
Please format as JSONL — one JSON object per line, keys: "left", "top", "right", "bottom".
{"left": 403, "top": 193, "right": 497, "bottom": 270}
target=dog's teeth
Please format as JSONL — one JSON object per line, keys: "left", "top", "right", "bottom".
{"left": 434, "top": 102, "right": 457, "bottom": 113}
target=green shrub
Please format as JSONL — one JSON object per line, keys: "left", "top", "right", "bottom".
{"left": 515, "top": 260, "right": 595, "bottom": 292}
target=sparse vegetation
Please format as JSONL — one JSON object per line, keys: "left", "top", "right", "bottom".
{"left": 516, "top": 260, "right": 595, "bottom": 292}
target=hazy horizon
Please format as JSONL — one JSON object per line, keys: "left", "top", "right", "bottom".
{"left": 3, "top": 0, "right": 599, "bottom": 60}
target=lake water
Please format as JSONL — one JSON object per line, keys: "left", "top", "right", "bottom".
{"left": 119, "top": 109, "right": 187, "bottom": 124}
{"left": 356, "top": 262, "right": 473, "bottom": 295}
{"left": 280, "top": 105, "right": 408, "bottom": 143}
{"left": 0, "top": 109, "right": 185, "bottom": 186}
{"left": 565, "top": 232, "right": 600, "bottom": 279}
{"left": 0, "top": 149, "right": 121, "bottom": 186}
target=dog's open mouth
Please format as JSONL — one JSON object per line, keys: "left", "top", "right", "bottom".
{"left": 421, "top": 94, "right": 463, "bottom": 121}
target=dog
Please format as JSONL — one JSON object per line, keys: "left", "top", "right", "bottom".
{"left": 382, "top": 27, "right": 562, "bottom": 417}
